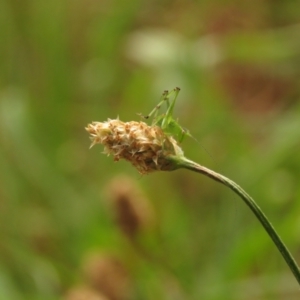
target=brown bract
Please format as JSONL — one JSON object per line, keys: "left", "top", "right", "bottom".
{"left": 86, "top": 119, "right": 183, "bottom": 174}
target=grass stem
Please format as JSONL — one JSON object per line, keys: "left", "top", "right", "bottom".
{"left": 171, "top": 156, "right": 300, "bottom": 285}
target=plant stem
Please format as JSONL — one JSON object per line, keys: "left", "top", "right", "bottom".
{"left": 171, "top": 155, "right": 300, "bottom": 285}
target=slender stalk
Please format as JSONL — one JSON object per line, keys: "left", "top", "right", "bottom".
{"left": 170, "top": 155, "right": 300, "bottom": 285}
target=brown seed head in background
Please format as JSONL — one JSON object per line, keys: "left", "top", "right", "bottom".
{"left": 64, "top": 285, "right": 109, "bottom": 300}
{"left": 106, "top": 175, "right": 155, "bottom": 239}
{"left": 82, "top": 252, "right": 131, "bottom": 300}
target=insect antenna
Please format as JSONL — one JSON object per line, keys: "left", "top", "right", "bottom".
{"left": 183, "top": 127, "right": 215, "bottom": 163}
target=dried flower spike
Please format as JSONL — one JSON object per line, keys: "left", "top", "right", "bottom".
{"left": 85, "top": 119, "right": 183, "bottom": 174}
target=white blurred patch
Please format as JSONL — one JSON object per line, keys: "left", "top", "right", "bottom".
{"left": 125, "top": 29, "right": 184, "bottom": 67}
{"left": 125, "top": 28, "right": 223, "bottom": 69}
{"left": 191, "top": 34, "right": 222, "bottom": 68}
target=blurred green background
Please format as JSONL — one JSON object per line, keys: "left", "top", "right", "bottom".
{"left": 1, "top": 0, "right": 300, "bottom": 299}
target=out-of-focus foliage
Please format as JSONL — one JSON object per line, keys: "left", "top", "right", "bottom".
{"left": 1, "top": 0, "right": 300, "bottom": 299}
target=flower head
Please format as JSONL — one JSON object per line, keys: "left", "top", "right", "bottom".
{"left": 106, "top": 175, "right": 155, "bottom": 238}
{"left": 86, "top": 119, "right": 183, "bottom": 174}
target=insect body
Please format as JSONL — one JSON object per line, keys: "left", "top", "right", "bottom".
{"left": 142, "top": 87, "right": 194, "bottom": 143}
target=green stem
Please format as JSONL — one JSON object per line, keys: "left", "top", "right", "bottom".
{"left": 170, "top": 155, "right": 300, "bottom": 285}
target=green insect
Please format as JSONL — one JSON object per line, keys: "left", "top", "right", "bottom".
{"left": 142, "top": 87, "right": 195, "bottom": 143}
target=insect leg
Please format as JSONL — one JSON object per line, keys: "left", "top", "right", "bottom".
{"left": 161, "top": 87, "right": 181, "bottom": 128}
{"left": 140, "top": 90, "right": 169, "bottom": 120}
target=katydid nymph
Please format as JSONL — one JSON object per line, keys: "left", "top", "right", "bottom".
{"left": 141, "top": 87, "right": 195, "bottom": 143}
